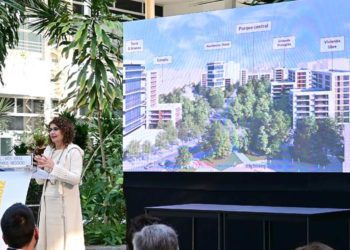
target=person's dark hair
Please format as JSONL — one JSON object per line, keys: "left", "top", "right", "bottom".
{"left": 132, "top": 224, "right": 179, "bottom": 250}
{"left": 127, "top": 214, "right": 162, "bottom": 250}
{"left": 295, "top": 241, "right": 334, "bottom": 250}
{"left": 1, "top": 203, "right": 35, "bottom": 248}
{"left": 48, "top": 116, "right": 75, "bottom": 147}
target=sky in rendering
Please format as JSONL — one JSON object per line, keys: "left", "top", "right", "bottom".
{"left": 124, "top": 0, "right": 350, "bottom": 91}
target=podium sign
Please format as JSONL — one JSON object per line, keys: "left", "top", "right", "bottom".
{"left": 0, "top": 155, "right": 32, "bottom": 168}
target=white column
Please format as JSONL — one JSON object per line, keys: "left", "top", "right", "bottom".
{"left": 225, "top": 0, "right": 236, "bottom": 8}
{"left": 145, "top": 0, "right": 155, "bottom": 19}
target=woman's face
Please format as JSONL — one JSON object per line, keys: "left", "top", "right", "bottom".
{"left": 48, "top": 123, "right": 64, "bottom": 146}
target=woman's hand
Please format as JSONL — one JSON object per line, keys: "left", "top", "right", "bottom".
{"left": 34, "top": 155, "right": 55, "bottom": 172}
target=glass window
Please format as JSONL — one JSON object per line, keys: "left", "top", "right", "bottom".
{"left": 125, "top": 78, "right": 142, "bottom": 93}
{"left": 33, "top": 99, "right": 44, "bottom": 113}
{"left": 0, "top": 138, "right": 12, "bottom": 155}
{"left": 17, "top": 26, "right": 43, "bottom": 53}
{"left": 17, "top": 99, "right": 23, "bottom": 113}
{"left": 73, "top": 3, "right": 84, "bottom": 14}
{"left": 51, "top": 99, "right": 59, "bottom": 111}
{"left": 125, "top": 107, "right": 141, "bottom": 124}
{"left": 8, "top": 117, "right": 24, "bottom": 130}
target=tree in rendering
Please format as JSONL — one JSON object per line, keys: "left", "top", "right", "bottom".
{"left": 293, "top": 117, "right": 343, "bottom": 165}
{"left": 215, "top": 129, "right": 232, "bottom": 159}
{"left": 127, "top": 140, "right": 141, "bottom": 159}
{"left": 142, "top": 140, "right": 152, "bottom": 160}
{"left": 175, "top": 146, "right": 192, "bottom": 168}
{"left": 207, "top": 88, "right": 224, "bottom": 109}
{"left": 158, "top": 121, "right": 177, "bottom": 144}
{"left": 0, "top": 0, "right": 25, "bottom": 85}
{"left": 230, "top": 80, "right": 290, "bottom": 156}
{"left": 206, "top": 121, "right": 232, "bottom": 159}
{"left": 155, "top": 132, "right": 168, "bottom": 149}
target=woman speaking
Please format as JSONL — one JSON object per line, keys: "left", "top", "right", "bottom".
{"left": 35, "top": 117, "right": 85, "bottom": 250}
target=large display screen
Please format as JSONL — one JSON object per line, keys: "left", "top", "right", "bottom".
{"left": 123, "top": 0, "right": 350, "bottom": 172}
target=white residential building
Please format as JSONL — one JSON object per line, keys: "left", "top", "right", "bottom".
{"left": 201, "top": 73, "right": 207, "bottom": 88}
{"left": 224, "top": 61, "right": 240, "bottom": 85}
{"left": 149, "top": 103, "right": 182, "bottom": 129}
{"left": 288, "top": 68, "right": 312, "bottom": 89}
{"left": 0, "top": 26, "right": 61, "bottom": 154}
{"left": 271, "top": 81, "right": 295, "bottom": 99}
{"left": 240, "top": 69, "right": 272, "bottom": 85}
{"left": 273, "top": 67, "right": 288, "bottom": 81}
{"left": 206, "top": 61, "right": 225, "bottom": 89}
{"left": 147, "top": 70, "right": 158, "bottom": 109}
{"left": 312, "top": 70, "right": 350, "bottom": 123}
{"left": 290, "top": 88, "right": 335, "bottom": 128}
{"left": 240, "top": 69, "right": 247, "bottom": 85}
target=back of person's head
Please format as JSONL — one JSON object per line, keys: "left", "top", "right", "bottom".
{"left": 295, "top": 241, "right": 334, "bottom": 250}
{"left": 132, "top": 224, "right": 179, "bottom": 250}
{"left": 127, "top": 214, "right": 162, "bottom": 250}
{"left": 1, "top": 203, "right": 36, "bottom": 249}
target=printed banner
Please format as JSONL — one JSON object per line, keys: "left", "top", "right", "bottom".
{"left": 320, "top": 36, "right": 345, "bottom": 52}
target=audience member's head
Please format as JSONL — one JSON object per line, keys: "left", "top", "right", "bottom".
{"left": 127, "top": 214, "right": 162, "bottom": 250}
{"left": 1, "top": 203, "right": 38, "bottom": 250}
{"left": 295, "top": 241, "right": 334, "bottom": 250}
{"left": 133, "top": 224, "right": 179, "bottom": 250}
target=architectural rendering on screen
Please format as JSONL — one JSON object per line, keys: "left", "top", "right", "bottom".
{"left": 123, "top": 0, "right": 350, "bottom": 172}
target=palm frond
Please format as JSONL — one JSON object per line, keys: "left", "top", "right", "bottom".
{"left": 0, "top": 98, "right": 14, "bottom": 130}
{"left": 25, "top": 0, "right": 72, "bottom": 46}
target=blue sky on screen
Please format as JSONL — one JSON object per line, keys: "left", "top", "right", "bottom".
{"left": 124, "top": 0, "right": 350, "bottom": 90}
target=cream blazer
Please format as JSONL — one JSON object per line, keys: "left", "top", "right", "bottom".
{"left": 36, "top": 143, "right": 85, "bottom": 250}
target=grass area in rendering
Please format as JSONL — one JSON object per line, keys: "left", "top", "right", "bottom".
{"left": 204, "top": 153, "right": 242, "bottom": 171}
{"left": 245, "top": 153, "right": 266, "bottom": 162}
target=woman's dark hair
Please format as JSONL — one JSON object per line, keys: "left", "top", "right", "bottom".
{"left": 48, "top": 116, "right": 75, "bottom": 148}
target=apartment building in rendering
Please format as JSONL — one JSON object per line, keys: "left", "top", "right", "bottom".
{"left": 224, "top": 61, "right": 240, "bottom": 86}
{"left": 149, "top": 103, "right": 182, "bottom": 129}
{"left": 204, "top": 61, "right": 240, "bottom": 88}
{"left": 284, "top": 68, "right": 350, "bottom": 128}
{"left": 240, "top": 69, "right": 272, "bottom": 85}
{"left": 201, "top": 73, "right": 207, "bottom": 88}
{"left": 288, "top": 68, "right": 312, "bottom": 89}
{"left": 271, "top": 81, "right": 295, "bottom": 99}
{"left": 123, "top": 62, "right": 147, "bottom": 136}
{"left": 312, "top": 70, "right": 350, "bottom": 123}
{"left": 206, "top": 62, "right": 225, "bottom": 88}
{"left": 271, "top": 68, "right": 312, "bottom": 99}
{"left": 147, "top": 71, "right": 158, "bottom": 109}
{"left": 290, "top": 88, "right": 335, "bottom": 128}
{"left": 273, "top": 67, "right": 288, "bottom": 81}
{"left": 240, "top": 69, "right": 247, "bottom": 86}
